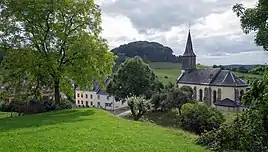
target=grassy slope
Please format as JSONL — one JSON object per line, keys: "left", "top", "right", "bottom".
{"left": 0, "top": 109, "right": 207, "bottom": 152}
{"left": 148, "top": 62, "right": 210, "bottom": 84}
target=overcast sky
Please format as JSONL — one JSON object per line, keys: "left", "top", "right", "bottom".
{"left": 96, "top": 0, "right": 268, "bottom": 65}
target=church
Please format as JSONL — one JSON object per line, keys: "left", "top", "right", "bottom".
{"left": 177, "top": 30, "right": 249, "bottom": 112}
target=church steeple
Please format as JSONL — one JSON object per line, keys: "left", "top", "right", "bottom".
{"left": 181, "top": 29, "right": 196, "bottom": 71}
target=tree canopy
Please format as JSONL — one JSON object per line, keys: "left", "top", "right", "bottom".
{"left": 233, "top": 0, "right": 268, "bottom": 51}
{"left": 107, "top": 56, "right": 161, "bottom": 101}
{"left": 0, "top": 0, "right": 115, "bottom": 104}
{"left": 111, "top": 41, "right": 180, "bottom": 63}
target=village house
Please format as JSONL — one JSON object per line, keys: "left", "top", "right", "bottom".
{"left": 177, "top": 30, "right": 249, "bottom": 112}
{"left": 75, "top": 78, "right": 127, "bottom": 110}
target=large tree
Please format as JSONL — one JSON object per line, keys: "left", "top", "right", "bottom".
{"left": 233, "top": 0, "right": 268, "bottom": 51}
{"left": 107, "top": 56, "right": 161, "bottom": 101}
{"left": 0, "top": 0, "right": 115, "bottom": 105}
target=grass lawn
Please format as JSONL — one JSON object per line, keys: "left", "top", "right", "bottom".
{"left": 0, "top": 108, "right": 207, "bottom": 152}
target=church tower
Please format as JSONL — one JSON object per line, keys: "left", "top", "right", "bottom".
{"left": 181, "top": 30, "right": 196, "bottom": 72}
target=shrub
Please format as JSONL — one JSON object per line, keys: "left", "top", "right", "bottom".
{"left": 164, "top": 76, "right": 168, "bottom": 79}
{"left": 127, "top": 96, "right": 151, "bottom": 121}
{"left": 57, "top": 98, "right": 73, "bottom": 110}
{"left": 197, "top": 109, "right": 267, "bottom": 151}
{"left": 179, "top": 103, "right": 225, "bottom": 134}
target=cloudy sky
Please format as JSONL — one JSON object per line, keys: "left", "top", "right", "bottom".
{"left": 96, "top": 0, "right": 268, "bottom": 65}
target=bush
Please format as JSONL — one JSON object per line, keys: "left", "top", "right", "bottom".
{"left": 164, "top": 76, "right": 168, "bottom": 79}
{"left": 0, "top": 100, "right": 12, "bottom": 112}
{"left": 197, "top": 109, "right": 268, "bottom": 151}
{"left": 179, "top": 103, "right": 225, "bottom": 134}
{"left": 57, "top": 98, "right": 73, "bottom": 110}
{"left": 127, "top": 96, "right": 151, "bottom": 121}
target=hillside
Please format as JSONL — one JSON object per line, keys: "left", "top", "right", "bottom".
{"left": 148, "top": 62, "right": 210, "bottom": 84}
{"left": 0, "top": 109, "right": 206, "bottom": 152}
{"left": 112, "top": 41, "right": 180, "bottom": 63}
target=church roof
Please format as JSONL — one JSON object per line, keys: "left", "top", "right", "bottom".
{"left": 214, "top": 98, "right": 240, "bottom": 107}
{"left": 177, "top": 68, "right": 248, "bottom": 87}
{"left": 182, "top": 30, "right": 196, "bottom": 57}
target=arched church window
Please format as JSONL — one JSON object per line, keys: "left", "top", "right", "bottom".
{"left": 193, "top": 87, "right": 197, "bottom": 100}
{"left": 217, "top": 88, "right": 221, "bottom": 101}
{"left": 235, "top": 89, "right": 239, "bottom": 100}
{"left": 239, "top": 90, "right": 245, "bottom": 101}
{"left": 213, "top": 90, "right": 217, "bottom": 103}
{"left": 199, "top": 89, "right": 203, "bottom": 101}
{"left": 204, "top": 88, "right": 208, "bottom": 101}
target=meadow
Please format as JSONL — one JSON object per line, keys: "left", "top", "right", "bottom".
{"left": 0, "top": 108, "right": 207, "bottom": 152}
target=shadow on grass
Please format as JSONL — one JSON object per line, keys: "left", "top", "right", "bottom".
{"left": 0, "top": 109, "right": 95, "bottom": 132}
{"left": 123, "top": 111, "right": 181, "bottom": 129}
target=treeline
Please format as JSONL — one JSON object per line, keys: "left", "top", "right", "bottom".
{"left": 111, "top": 41, "right": 181, "bottom": 64}
{"left": 213, "top": 64, "right": 267, "bottom": 75}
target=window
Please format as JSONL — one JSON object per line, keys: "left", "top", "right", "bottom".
{"left": 81, "top": 94, "right": 83, "bottom": 98}
{"left": 213, "top": 90, "right": 217, "bottom": 103}
{"left": 90, "top": 102, "right": 93, "bottom": 106}
{"left": 86, "top": 94, "right": 88, "bottom": 98}
{"left": 90, "top": 95, "right": 93, "bottom": 99}
{"left": 234, "top": 89, "right": 239, "bottom": 100}
{"left": 105, "top": 103, "right": 112, "bottom": 107}
{"left": 81, "top": 100, "right": 83, "bottom": 104}
{"left": 199, "top": 89, "right": 203, "bottom": 101}
{"left": 97, "top": 95, "right": 100, "bottom": 100}
{"left": 217, "top": 89, "right": 222, "bottom": 101}
{"left": 77, "top": 93, "right": 79, "bottom": 97}
{"left": 78, "top": 100, "right": 80, "bottom": 104}
{"left": 107, "top": 96, "right": 109, "bottom": 101}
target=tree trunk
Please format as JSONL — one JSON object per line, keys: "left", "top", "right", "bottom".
{"left": 178, "top": 108, "right": 181, "bottom": 115}
{"left": 54, "top": 80, "right": 60, "bottom": 106}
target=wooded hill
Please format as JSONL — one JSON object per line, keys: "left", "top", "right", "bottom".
{"left": 111, "top": 41, "right": 181, "bottom": 64}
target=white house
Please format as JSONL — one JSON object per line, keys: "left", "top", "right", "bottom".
{"left": 75, "top": 78, "right": 127, "bottom": 110}
{"left": 177, "top": 30, "right": 249, "bottom": 112}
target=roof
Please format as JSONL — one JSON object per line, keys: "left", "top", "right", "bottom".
{"left": 210, "top": 70, "right": 248, "bottom": 87}
{"left": 177, "top": 68, "right": 248, "bottom": 87}
{"left": 177, "top": 68, "right": 221, "bottom": 85}
{"left": 182, "top": 30, "right": 196, "bottom": 57}
{"left": 214, "top": 98, "right": 240, "bottom": 107}
{"left": 92, "top": 77, "right": 111, "bottom": 95}
{"left": 97, "top": 90, "right": 110, "bottom": 96}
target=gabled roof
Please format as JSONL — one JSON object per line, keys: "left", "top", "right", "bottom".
{"left": 183, "top": 30, "right": 196, "bottom": 57}
{"left": 177, "top": 68, "right": 249, "bottom": 87}
{"left": 214, "top": 98, "right": 239, "bottom": 107}
{"left": 210, "top": 70, "right": 248, "bottom": 87}
{"left": 177, "top": 68, "right": 221, "bottom": 85}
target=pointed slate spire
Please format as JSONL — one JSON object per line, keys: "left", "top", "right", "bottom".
{"left": 183, "top": 30, "right": 196, "bottom": 56}
{"left": 181, "top": 29, "right": 196, "bottom": 71}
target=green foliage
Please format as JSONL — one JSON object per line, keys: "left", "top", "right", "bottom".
{"left": 233, "top": 1, "right": 268, "bottom": 51}
{"left": 197, "top": 109, "right": 267, "bottom": 151}
{"left": 0, "top": 0, "right": 115, "bottom": 105}
{"left": 127, "top": 96, "right": 151, "bottom": 121}
{"left": 107, "top": 56, "right": 161, "bottom": 101}
{"left": 112, "top": 41, "right": 180, "bottom": 63}
{"left": 163, "top": 87, "right": 192, "bottom": 115}
{"left": 180, "top": 103, "right": 225, "bottom": 134}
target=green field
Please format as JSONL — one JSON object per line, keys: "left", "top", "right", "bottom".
{"left": 0, "top": 108, "right": 207, "bottom": 152}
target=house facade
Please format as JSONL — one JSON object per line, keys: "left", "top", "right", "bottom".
{"left": 75, "top": 78, "right": 127, "bottom": 110}
{"left": 177, "top": 30, "right": 249, "bottom": 112}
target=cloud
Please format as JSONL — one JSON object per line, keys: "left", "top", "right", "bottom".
{"left": 97, "top": 0, "right": 267, "bottom": 65}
